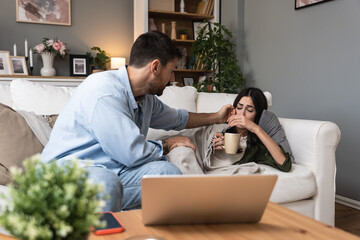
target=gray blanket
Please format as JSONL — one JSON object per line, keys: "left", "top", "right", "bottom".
{"left": 166, "top": 124, "right": 260, "bottom": 175}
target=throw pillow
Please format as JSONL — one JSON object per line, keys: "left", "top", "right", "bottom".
{"left": 258, "top": 110, "right": 294, "bottom": 162}
{"left": 10, "top": 79, "right": 74, "bottom": 115}
{"left": 157, "top": 86, "right": 197, "bottom": 112}
{"left": 0, "top": 104, "right": 43, "bottom": 185}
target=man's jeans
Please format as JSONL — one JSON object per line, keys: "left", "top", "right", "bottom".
{"left": 88, "top": 161, "right": 181, "bottom": 211}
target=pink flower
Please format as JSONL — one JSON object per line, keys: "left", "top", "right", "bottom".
{"left": 34, "top": 43, "right": 45, "bottom": 53}
{"left": 52, "top": 41, "right": 62, "bottom": 51}
{"left": 60, "top": 44, "right": 66, "bottom": 56}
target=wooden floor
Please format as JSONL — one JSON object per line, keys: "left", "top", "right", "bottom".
{"left": 335, "top": 203, "right": 360, "bottom": 237}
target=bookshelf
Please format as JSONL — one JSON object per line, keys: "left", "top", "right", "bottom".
{"left": 134, "top": 0, "right": 219, "bottom": 86}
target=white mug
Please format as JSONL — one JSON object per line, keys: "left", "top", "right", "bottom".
{"left": 224, "top": 132, "right": 241, "bottom": 154}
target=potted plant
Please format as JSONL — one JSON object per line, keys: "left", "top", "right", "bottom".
{"left": 190, "top": 21, "right": 245, "bottom": 93}
{"left": 179, "top": 29, "right": 188, "bottom": 40}
{"left": 86, "top": 47, "right": 110, "bottom": 73}
{"left": 0, "top": 155, "right": 105, "bottom": 240}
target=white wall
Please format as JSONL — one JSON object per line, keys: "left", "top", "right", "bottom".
{"left": 242, "top": 0, "right": 360, "bottom": 201}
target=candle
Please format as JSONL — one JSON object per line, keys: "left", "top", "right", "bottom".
{"left": 25, "top": 39, "right": 28, "bottom": 57}
{"left": 13, "top": 44, "right": 17, "bottom": 56}
{"left": 29, "top": 49, "right": 33, "bottom": 67}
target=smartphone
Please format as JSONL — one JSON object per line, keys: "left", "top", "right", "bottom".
{"left": 93, "top": 211, "right": 124, "bottom": 235}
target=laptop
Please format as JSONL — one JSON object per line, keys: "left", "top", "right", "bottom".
{"left": 141, "top": 174, "right": 277, "bottom": 225}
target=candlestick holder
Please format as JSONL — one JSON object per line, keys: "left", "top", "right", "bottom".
{"left": 29, "top": 66, "right": 33, "bottom": 76}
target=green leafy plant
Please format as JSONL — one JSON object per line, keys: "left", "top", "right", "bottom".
{"left": 179, "top": 29, "right": 188, "bottom": 35}
{"left": 0, "top": 155, "right": 106, "bottom": 240}
{"left": 190, "top": 21, "right": 245, "bottom": 93}
{"left": 86, "top": 47, "right": 110, "bottom": 70}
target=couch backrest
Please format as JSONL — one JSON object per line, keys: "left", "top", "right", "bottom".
{"left": 0, "top": 84, "right": 12, "bottom": 107}
{"left": 1, "top": 80, "right": 272, "bottom": 115}
{"left": 158, "top": 86, "right": 272, "bottom": 113}
{"left": 9, "top": 79, "right": 74, "bottom": 115}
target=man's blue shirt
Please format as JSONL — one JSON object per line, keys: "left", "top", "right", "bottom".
{"left": 41, "top": 66, "right": 189, "bottom": 174}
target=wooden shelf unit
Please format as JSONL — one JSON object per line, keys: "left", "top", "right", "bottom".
{"left": 134, "top": 0, "right": 219, "bottom": 86}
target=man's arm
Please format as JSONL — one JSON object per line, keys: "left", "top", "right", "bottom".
{"left": 185, "top": 104, "right": 234, "bottom": 128}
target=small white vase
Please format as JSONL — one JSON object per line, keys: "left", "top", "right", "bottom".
{"left": 40, "top": 52, "right": 56, "bottom": 77}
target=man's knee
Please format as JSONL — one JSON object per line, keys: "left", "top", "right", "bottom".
{"left": 146, "top": 161, "right": 182, "bottom": 175}
{"left": 87, "top": 167, "right": 123, "bottom": 212}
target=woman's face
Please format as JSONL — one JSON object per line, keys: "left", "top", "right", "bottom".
{"left": 235, "top": 96, "right": 257, "bottom": 122}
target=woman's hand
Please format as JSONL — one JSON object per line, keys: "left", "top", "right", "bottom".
{"left": 212, "top": 132, "right": 225, "bottom": 151}
{"left": 227, "top": 114, "right": 260, "bottom": 133}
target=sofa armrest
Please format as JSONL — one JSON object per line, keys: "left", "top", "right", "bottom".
{"left": 279, "top": 117, "right": 341, "bottom": 225}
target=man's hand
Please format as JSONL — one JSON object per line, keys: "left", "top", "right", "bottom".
{"left": 162, "top": 136, "right": 196, "bottom": 155}
{"left": 186, "top": 104, "right": 234, "bottom": 129}
{"left": 216, "top": 104, "right": 234, "bottom": 124}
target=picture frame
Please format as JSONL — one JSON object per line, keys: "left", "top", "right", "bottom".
{"left": 295, "top": 0, "right": 332, "bottom": 10}
{"left": 16, "top": 0, "right": 71, "bottom": 26}
{"left": 182, "top": 77, "right": 194, "bottom": 86}
{"left": 69, "top": 54, "right": 90, "bottom": 77}
{"left": 193, "top": 21, "right": 210, "bottom": 40}
{"left": 0, "top": 51, "right": 12, "bottom": 75}
{"left": 10, "top": 56, "right": 28, "bottom": 76}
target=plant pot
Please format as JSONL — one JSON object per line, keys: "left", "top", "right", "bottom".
{"left": 40, "top": 52, "right": 56, "bottom": 76}
{"left": 91, "top": 65, "right": 105, "bottom": 73}
{"left": 180, "top": 34, "right": 187, "bottom": 40}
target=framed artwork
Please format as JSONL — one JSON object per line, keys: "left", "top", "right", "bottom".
{"left": 0, "top": 51, "right": 12, "bottom": 75}
{"left": 16, "top": 0, "right": 71, "bottom": 26}
{"left": 295, "top": 0, "right": 332, "bottom": 10}
{"left": 193, "top": 21, "right": 210, "bottom": 40}
{"left": 182, "top": 77, "right": 194, "bottom": 86}
{"left": 10, "top": 56, "right": 28, "bottom": 76}
{"left": 69, "top": 54, "right": 90, "bottom": 77}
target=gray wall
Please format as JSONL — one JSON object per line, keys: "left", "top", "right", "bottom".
{"left": 220, "top": 0, "right": 244, "bottom": 68}
{"left": 241, "top": 0, "right": 360, "bottom": 201}
{"left": 0, "top": 0, "right": 134, "bottom": 76}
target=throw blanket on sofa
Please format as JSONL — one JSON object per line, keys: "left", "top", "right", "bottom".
{"left": 166, "top": 124, "right": 260, "bottom": 175}
{"left": 16, "top": 110, "right": 52, "bottom": 146}
{"left": 166, "top": 110, "right": 294, "bottom": 175}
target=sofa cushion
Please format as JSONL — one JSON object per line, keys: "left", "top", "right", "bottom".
{"left": 10, "top": 79, "right": 74, "bottom": 115}
{"left": 157, "top": 86, "right": 197, "bottom": 112}
{"left": 197, "top": 91, "right": 273, "bottom": 113}
{"left": 0, "top": 84, "right": 12, "bottom": 107}
{"left": 0, "top": 104, "right": 43, "bottom": 185}
{"left": 196, "top": 92, "right": 237, "bottom": 113}
{"left": 261, "top": 164, "right": 317, "bottom": 204}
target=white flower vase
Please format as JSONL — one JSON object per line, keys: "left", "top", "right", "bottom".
{"left": 40, "top": 52, "right": 56, "bottom": 76}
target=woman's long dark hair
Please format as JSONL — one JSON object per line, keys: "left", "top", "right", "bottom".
{"left": 231, "top": 87, "right": 268, "bottom": 144}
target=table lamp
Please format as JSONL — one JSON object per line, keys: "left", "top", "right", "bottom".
{"left": 111, "top": 57, "right": 126, "bottom": 69}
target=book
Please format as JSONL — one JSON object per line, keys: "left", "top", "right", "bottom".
{"left": 201, "top": 0, "right": 209, "bottom": 15}
{"left": 207, "top": 0, "right": 214, "bottom": 15}
{"left": 195, "top": 1, "right": 204, "bottom": 14}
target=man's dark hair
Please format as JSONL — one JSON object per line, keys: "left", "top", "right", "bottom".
{"left": 129, "top": 31, "right": 181, "bottom": 68}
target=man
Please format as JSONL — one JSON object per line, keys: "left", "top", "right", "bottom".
{"left": 41, "top": 31, "right": 233, "bottom": 211}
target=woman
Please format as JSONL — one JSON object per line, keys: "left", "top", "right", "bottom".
{"left": 211, "top": 87, "right": 293, "bottom": 172}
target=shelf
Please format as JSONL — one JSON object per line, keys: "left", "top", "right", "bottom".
{"left": 149, "top": 10, "right": 214, "bottom": 20}
{"left": 0, "top": 75, "right": 85, "bottom": 87}
{"left": 175, "top": 69, "right": 208, "bottom": 73}
{"left": 173, "top": 39, "right": 195, "bottom": 44}
{"left": 0, "top": 75, "right": 86, "bottom": 79}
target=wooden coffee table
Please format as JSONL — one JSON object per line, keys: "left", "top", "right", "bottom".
{"left": 1, "top": 202, "right": 359, "bottom": 240}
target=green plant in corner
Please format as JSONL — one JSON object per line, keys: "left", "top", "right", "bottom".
{"left": 0, "top": 154, "right": 106, "bottom": 240}
{"left": 86, "top": 46, "right": 110, "bottom": 71}
{"left": 190, "top": 21, "right": 245, "bottom": 93}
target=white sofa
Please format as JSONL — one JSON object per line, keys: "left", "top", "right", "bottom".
{"left": 0, "top": 79, "right": 341, "bottom": 226}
